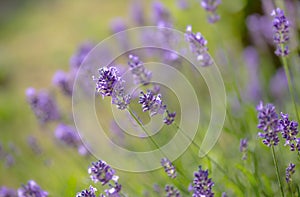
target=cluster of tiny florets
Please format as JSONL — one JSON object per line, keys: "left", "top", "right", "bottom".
{"left": 161, "top": 158, "right": 177, "bottom": 179}
{"left": 285, "top": 163, "right": 295, "bottom": 183}
{"left": 185, "top": 25, "right": 213, "bottom": 66}
{"left": 279, "top": 113, "right": 300, "bottom": 151}
{"left": 128, "top": 54, "right": 152, "bottom": 85}
{"left": 165, "top": 185, "right": 181, "bottom": 197}
{"left": 18, "top": 180, "right": 48, "bottom": 197}
{"left": 271, "top": 8, "right": 290, "bottom": 56}
{"left": 192, "top": 166, "right": 214, "bottom": 197}
{"left": 201, "top": 0, "right": 221, "bottom": 23}
{"left": 256, "top": 101, "right": 281, "bottom": 146}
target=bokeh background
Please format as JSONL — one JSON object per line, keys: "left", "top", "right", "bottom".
{"left": 1, "top": 0, "right": 300, "bottom": 196}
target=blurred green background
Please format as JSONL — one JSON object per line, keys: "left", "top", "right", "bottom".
{"left": 1, "top": 0, "right": 299, "bottom": 196}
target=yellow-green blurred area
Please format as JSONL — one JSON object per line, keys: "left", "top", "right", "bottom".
{"left": 1, "top": 0, "right": 296, "bottom": 196}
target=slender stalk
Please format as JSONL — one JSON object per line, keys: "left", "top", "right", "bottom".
{"left": 281, "top": 56, "right": 300, "bottom": 123}
{"left": 126, "top": 107, "right": 167, "bottom": 158}
{"left": 288, "top": 183, "right": 294, "bottom": 197}
{"left": 173, "top": 122, "right": 238, "bottom": 185}
{"left": 271, "top": 146, "right": 284, "bottom": 197}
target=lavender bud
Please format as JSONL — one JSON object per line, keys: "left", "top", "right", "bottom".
{"left": 165, "top": 185, "right": 181, "bottom": 197}
{"left": 128, "top": 54, "right": 152, "bottom": 85}
{"left": 70, "top": 42, "right": 94, "bottom": 70}
{"left": 285, "top": 163, "right": 295, "bottom": 183}
{"left": 55, "top": 124, "right": 80, "bottom": 148}
{"left": 139, "top": 90, "right": 166, "bottom": 117}
{"left": 26, "top": 88, "right": 60, "bottom": 124}
{"left": 52, "top": 70, "right": 74, "bottom": 96}
{"left": 164, "top": 111, "right": 176, "bottom": 125}
{"left": 185, "top": 26, "right": 212, "bottom": 66}
{"left": 192, "top": 166, "right": 214, "bottom": 197}
{"left": 279, "top": 113, "right": 299, "bottom": 151}
{"left": 76, "top": 185, "right": 97, "bottom": 197}
{"left": 256, "top": 101, "right": 281, "bottom": 147}
{"left": 111, "top": 80, "right": 131, "bottom": 110}
{"left": 0, "top": 186, "right": 17, "bottom": 197}
{"left": 88, "top": 160, "right": 116, "bottom": 185}
{"left": 161, "top": 158, "right": 177, "bottom": 179}
{"left": 239, "top": 138, "right": 248, "bottom": 160}
{"left": 201, "top": 0, "right": 221, "bottom": 23}
{"left": 18, "top": 180, "right": 48, "bottom": 197}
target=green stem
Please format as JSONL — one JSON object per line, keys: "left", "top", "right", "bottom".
{"left": 126, "top": 107, "right": 167, "bottom": 158}
{"left": 282, "top": 56, "right": 300, "bottom": 123}
{"left": 173, "top": 122, "right": 238, "bottom": 186}
{"left": 271, "top": 146, "right": 284, "bottom": 197}
{"left": 289, "top": 182, "right": 294, "bottom": 197}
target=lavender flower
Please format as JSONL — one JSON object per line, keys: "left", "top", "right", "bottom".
{"left": 221, "top": 192, "right": 227, "bottom": 197}
{"left": 93, "top": 67, "right": 120, "bottom": 98}
{"left": 239, "top": 138, "right": 248, "bottom": 160}
{"left": 161, "top": 158, "right": 177, "bottom": 179}
{"left": 26, "top": 88, "right": 60, "bottom": 124}
{"left": 128, "top": 54, "right": 152, "bottom": 85}
{"left": 256, "top": 101, "right": 281, "bottom": 147}
{"left": 18, "top": 180, "right": 48, "bottom": 197}
{"left": 271, "top": 8, "right": 290, "bottom": 56}
{"left": 0, "top": 186, "right": 17, "bottom": 197}
{"left": 152, "top": 1, "right": 172, "bottom": 26}
{"left": 165, "top": 185, "right": 181, "bottom": 197}
{"left": 76, "top": 186, "right": 97, "bottom": 197}
{"left": 164, "top": 111, "right": 176, "bottom": 125}
{"left": 111, "top": 80, "right": 131, "bottom": 110}
{"left": 285, "top": 163, "right": 295, "bottom": 183}
{"left": 102, "top": 180, "right": 122, "bottom": 197}
{"left": 130, "top": 1, "right": 145, "bottom": 26}
{"left": 52, "top": 70, "right": 74, "bottom": 96}
{"left": 54, "top": 124, "right": 80, "bottom": 148}
{"left": 88, "top": 160, "right": 116, "bottom": 185}
{"left": 279, "top": 113, "right": 299, "bottom": 151}
{"left": 201, "top": 0, "right": 221, "bottom": 23}
{"left": 185, "top": 25, "right": 213, "bottom": 66}
{"left": 192, "top": 166, "right": 214, "bottom": 197}
{"left": 70, "top": 42, "right": 94, "bottom": 70}
{"left": 139, "top": 90, "right": 166, "bottom": 116}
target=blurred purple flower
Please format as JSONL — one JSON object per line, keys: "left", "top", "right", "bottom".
{"left": 176, "top": 0, "right": 189, "bottom": 10}
{"left": 285, "top": 163, "right": 295, "bottom": 183}
{"left": 271, "top": 8, "right": 290, "bottom": 56}
{"left": 279, "top": 113, "right": 299, "bottom": 151}
{"left": 76, "top": 185, "right": 97, "bottom": 197}
{"left": 221, "top": 192, "right": 227, "bottom": 197}
{"left": 18, "top": 180, "right": 48, "bottom": 197}
{"left": 256, "top": 101, "right": 281, "bottom": 147}
{"left": 110, "top": 18, "right": 129, "bottom": 50}
{"left": 243, "top": 47, "right": 261, "bottom": 103}
{"left": 128, "top": 54, "right": 152, "bottom": 85}
{"left": 52, "top": 70, "right": 74, "bottom": 96}
{"left": 55, "top": 123, "right": 80, "bottom": 148}
{"left": 70, "top": 42, "right": 94, "bottom": 70}
{"left": 201, "top": 0, "right": 221, "bottom": 23}
{"left": 0, "top": 186, "right": 17, "bottom": 197}
{"left": 111, "top": 80, "right": 131, "bottom": 110}
{"left": 165, "top": 185, "right": 181, "bottom": 197}
{"left": 130, "top": 1, "right": 145, "bottom": 26}
{"left": 192, "top": 166, "right": 214, "bottom": 197}
{"left": 161, "top": 158, "right": 177, "bottom": 179}
{"left": 152, "top": 1, "right": 172, "bottom": 26}
{"left": 239, "top": 138, "right": 248, "bottom": 160}
{"left": 26, "top": 88, "right": 60, "bottom": 124}
{"left": 185, "top": 25, "right": 212, "bottom": 66}
{"left": 270, "top": 68, "right": 288, "bottom": 100}
{"left": 103, "top": 181, "right": 122, "bottom": 197}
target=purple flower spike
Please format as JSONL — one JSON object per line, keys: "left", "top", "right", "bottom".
{"left": 192, "top": 166, "right": 214, "bottom": 197}
{"left": 239, "top": 138, "right": 248, "bottom": 160}
{"left": 26, "top": 88, "right": 60, "bottom": 124}
{"left": 152, "top": 1, "right": 172, "bottom": 26}
{"left": 161, "top": 158, "right": 177, "bottom": 179}
{"left": 285, "top": 163, "right": 295, "bottom": 183}
{"left": 70, "top": 42, "right": 94, "bottom": 70}
{"left": 279, "top": 113, "right": 299, "bottom": 151}
{"left": 0, "top": 186, "right": 17, "bottom": 197}
{"left": 164, "top": 111, "right": 176, "bottom": 125}
{"left": 271, "top": 8, "right": 290, "bottom": 56}
{"left": 201, "top": 0, "right": 221, "bottom": 23}
{"left": 139, "top": 90, "right": 166, "bottom": 116}
{"left": 111, "top": 80, "right": 131, "bottom": 110}
{"left": 256, "top": 101, "right": 281, "bottom": 147}
{"left": 88, "top": 160, "right": 116, "bottom": 185}
{"left": 76, "top": 186, "right": 97, "bottom": 197}
{"left": 52, "top": 70, "right": 74, "bottom": 96}
{"left": 185, "top": 25, "right": 213, "bottom": 66}
{"left": 18, "top": 180, "right": 48, "bottom": 197}
{"left": 93, "top": 67, "right": 120, "bottom": 98}
{"left": 165, "top": 185, "right": 181, "bottom": 197}
{"left": 55, "top": 124, "right": 80, "bottom": 148}
{"left": 128, "top": 54, "right": 152, "bottom": 85}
